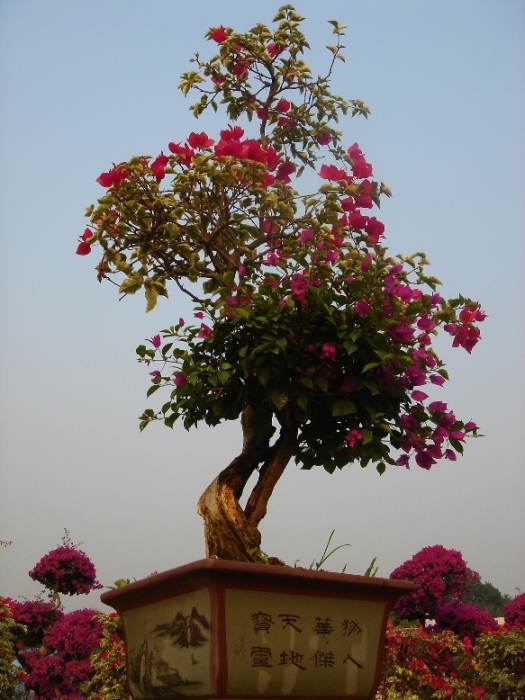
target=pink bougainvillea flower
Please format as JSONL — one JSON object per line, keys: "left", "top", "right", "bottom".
{"left": 347, "top": 143, "right": 364, "bottom": 160}
{"left": 345, "top": 429, "right": 363, "bottom": 448}
{"left": 150, "top": 152, "right": 169, "bottom": 180}
{"left": 209, "top": 25, "right": 228, "bottom": 43}
{"left": 325, "top": 249, "right": 339, "bottom": 262}
{"left": 388, "top": 320, "right": 415, "bottom": 344}
{"left": 173, "top": 373, "right": 188, "bottom": 386}
{"left": 275, "top": 98, "right": 291, "bottom": 113}
{"left": 198, "top": 323, "right": 212, "bottom": 338}
{"left": 214, "top": 137, "right": 243, "bottom": 158}
{"left": 96, "top": 164, "right": 129, "bottom": 188}
{"left": 411, "top": 390, "right": 428, "bottom": 402}
{"left": 459, "top": 305, "right": 487, "bottom": 323}
{"left": 340, "top": 196, "right": 356, "bottom": 212}
{"left": 220, "top": 125, "right": 244, "bottom": 141}
{"left": 364, "top": 217, "right": 385, "bottom": 244}
{"left": 315, "top": 131, "right": 332, "bottom": 146}
{"left": 75, "top": 229, "right": 92, "bottom": 256}
{"left": 149, "top": 370, "right": 161, "bottom": 382}
{"left": 430, "top": 374, "right": 446, "bottom": 386}
{"left": 429, "top": 400, "right": 448, "bottom": 412}
{"left": 354, "top": 299, "right": 370, "bottom": 318}
{"left": 288, "top": 272, "right": 310, "bottom": 304}
{"left": 266, "top": 43, "right": 283, "bottom": 58}
{"left": 258, "top": 172, "right": 276, "bottom": 189}
{"left": 452, "top": 323, "right": 481, "bottom": 353}
{"left": 265, "top": 251, "right": 280, "bottom": 266}
{"left": 168, "top": 142, "right": 194, "bottom": 166}
{"left": 194, "top": 311, "right": 204, "bottom": 319}
{"left": 232, "top": 60, "right": 249, "bottom": 79}
{"left": 187, "top": 131, "right": 215, "bottom": 149}
{"left": 341, "top": 376, "right": 355, "bottom": 393}
{"left": 355, "top": 179, "right": 373, "bottom": 208}
{"left": 299, "top": 228, "right": 314, "bottom": 244}
{"left": 417, "top": 313, "right": 436, "bottom": 331}
{"left": 348, "top": 209, "right": 368, "bottom": 230}
{"left": 146, "top": 334, "right": 161, "bottom": 348}
{"left": 352, "top": 160, "right": 373, "bottom": 179}
{"left": 347, "top": 142, "right": 373, "bottom": 178}
{"left": 276, "top": 160, "right": 295, "bottom": 183}
{"left": 415, "top": 450, "right": 437, "bottom": 470}
{"left": 396, "top": 453, "right": 410, "bottom": 468}
{"left": 319, "top": 164, "right": 349, "bottom": 182}
{"left": 178, "top": 317, "right": 185, "bottom": 326}
{"left": 320, "top": 342, "right": 336, "bottom": 362}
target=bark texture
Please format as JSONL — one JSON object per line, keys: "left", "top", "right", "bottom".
{"left": 197, "top": 407, "right": 297, "bottom": 562}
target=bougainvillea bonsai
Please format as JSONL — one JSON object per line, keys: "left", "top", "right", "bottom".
{"left": 78, "top": 6, "right": 484, "bottom": 563}
{"left": 434, "top": 600, "right": 499, "bottom": 642}
{"left": 22, "top": 608, "right": 103, "bottom": 700}
{"left": 11, "top": 599, "right": 64, "bottom": 649}
{"left": 28, "top": 532, "right": 102, "bottom": 608}
{"left": 504, "top": 591, "right": 525, "bottom": 629}
{"left": 389, "top": 545, "right": 474, "bottom": 623}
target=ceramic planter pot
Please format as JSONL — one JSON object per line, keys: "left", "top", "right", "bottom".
{"left": 101, "top": 558, "right": 414, "bottom": 700}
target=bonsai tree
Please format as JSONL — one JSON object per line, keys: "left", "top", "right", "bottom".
{"left": 77, "top": 6, "right": 484, "bottom": 563}
{"left": 389, "top": 545, "right": 475, "bottom": 623}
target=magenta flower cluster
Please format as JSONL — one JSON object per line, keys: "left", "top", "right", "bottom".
{"left": 435, "top": 600, "right": 499, "bottom": 641}
{"left": 12, "top": 599, "right": 64, "bottom": 648}
{"left": 504, "top": 592, "right": 525, "bottom": 629}
{"left": 29, "top": 545, "right": 102, "bottom": 597}
{"left": 390, "top": 544, "right": 474, "bottom": 621}
{"left": 22, "top": 608, "right": 103, "bottom": 700}
{"left": 43, "top": 608, "right": 104, "bottom": 659}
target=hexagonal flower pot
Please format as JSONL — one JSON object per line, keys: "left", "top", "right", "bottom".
{"left": 101, "top": 559, "right": 414, "bottom": 700}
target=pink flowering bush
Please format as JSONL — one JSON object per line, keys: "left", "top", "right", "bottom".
{"left": 434, "top": 600, "right": 499, "bottom": 642}
{"left": 504, "top": 591, "right": 525, "bottom": 629}
{"left": 43, "top": 608, "right": 104, "bottom": 659}
{"left": 29, "top": 534, "right": 102, "bottom": 601}
{"left": 390, "top": 545, "right": 474, "bottom": 623}
{"left": 78, "top": 6, "right": 484, "bottom": 562}
{"left": 23, "top": 609, "right": 103, "bottom": 700}
{"left": 11, "top": 599, "right": 64, "bottom": 648}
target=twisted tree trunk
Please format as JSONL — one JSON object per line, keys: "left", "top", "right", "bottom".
{"left": 197, "top": 407, "right": 297, "bottom": 563}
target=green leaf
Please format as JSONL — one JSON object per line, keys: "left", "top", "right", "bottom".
{"left": 314, "top": 376, "right": 328, "bottom": 392}
{"left": 332, "top": 399, "right": 357, "bottom": 417}
{"left": 361, "top": 430, "right": 374, "bottom": 445}
{"left": 362, "top": 362, "right": 382, "bottom": 373}
{"left": 296, "top": 394, "right": 308, "bottom": 411}
{"left": 164, "top": 413, "right": 178, "bottom": 428}
{"left": 271, "top": 389, "right": 288, "bottom": 410}
{"left": 118, "top": 276, "right": 143, "bottom": 295}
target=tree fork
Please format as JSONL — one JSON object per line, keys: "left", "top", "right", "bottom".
{"left": 197, "top": 407, "right": 296, "bottom": 563}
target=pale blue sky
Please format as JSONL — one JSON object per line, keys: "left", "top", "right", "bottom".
{"left": 1, "top": 1, "right": 523, "bottom": 611}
